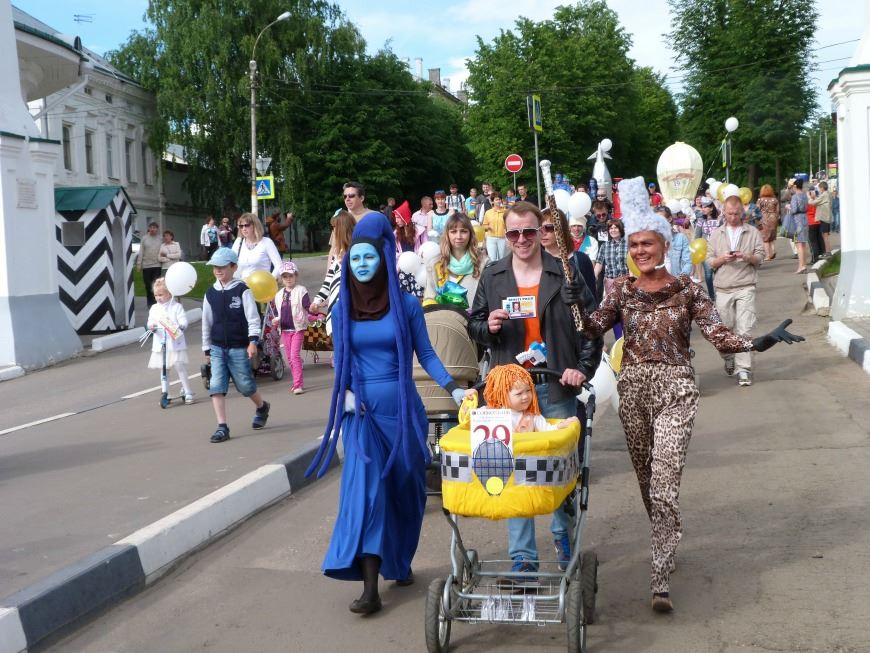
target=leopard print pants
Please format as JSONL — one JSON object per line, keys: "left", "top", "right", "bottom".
{"left": 617, "top": 362, "right": 699, "bottom": 594}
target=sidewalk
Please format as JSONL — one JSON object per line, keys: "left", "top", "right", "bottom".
{"left": 0, "top": 256, "right": 336, "bottom": 652}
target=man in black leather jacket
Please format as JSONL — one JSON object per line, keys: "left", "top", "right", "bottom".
{"left": 467, "top": 200, "right": 602, "bottom": 578}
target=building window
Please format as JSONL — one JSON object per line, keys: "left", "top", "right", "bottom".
{"left": 84, "top": 87, "right": 92, "bottom": 95}
{"left": 125, "top": 139, "right": 134, "bottom": 181}
{"left": 85, "top": 130, "right": 95, "bottom": 174}
{"left": 106, "top": 133, "right": 115, "bottom": 178}
{"left": 61, "top": 222, "right": 85, "bottom": 247}
{"left": 142, "top": 145, "right": 152, "bottom": 185}
{"left": 105, "top": 94, "right": 113, "bottom": 104}
{"left": 62, "top": 123, "right": 73, "bottom": 171}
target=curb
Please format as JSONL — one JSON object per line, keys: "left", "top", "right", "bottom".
{"left": 827, "top": 321, "right": 870, "bottom": 375}
{"left": 0, "top": 367, "right": 25, "bottom": 382}
{"left": 0, "top": 440, "right": 336, "bottom": 652}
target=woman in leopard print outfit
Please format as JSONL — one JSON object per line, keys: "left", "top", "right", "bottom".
{"left": 566, "top": 177, "right": 802, "bottom": 613}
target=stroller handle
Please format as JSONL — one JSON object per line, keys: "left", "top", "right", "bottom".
{"left": 474, "top": 367, "right": 594, "bottom": 395}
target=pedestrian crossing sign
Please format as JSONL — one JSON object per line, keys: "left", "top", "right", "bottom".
{"left": 256, "top": 175, "right": 275, "bottom": 200}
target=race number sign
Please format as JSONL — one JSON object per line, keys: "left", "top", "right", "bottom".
{"left": 470, "top": 408, "right": 513, "bottom": 451}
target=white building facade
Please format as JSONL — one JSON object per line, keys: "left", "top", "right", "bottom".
{"left": 15, "top": 6, "right": 200, "bottom": 255}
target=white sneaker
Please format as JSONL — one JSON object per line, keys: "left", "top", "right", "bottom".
{"left": 737, "top": 372, "right": 752, "bottom": 387}
{"left": 184, "top": 394, "right": 195, "bottom": 404}
{"left": 293, "top": 387, "right": 304, "bottom": 395}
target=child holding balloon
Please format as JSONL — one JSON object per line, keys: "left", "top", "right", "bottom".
{"left": 201, "top": 247, "right": 270, "bottom": 443}
{"left": 147, "top": 277, "right": 194, "bottom": 404}
{"left": 272, "top": 261, "right": 310, "bottom": 395}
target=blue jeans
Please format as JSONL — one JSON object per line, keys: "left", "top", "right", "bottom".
{"left": 507, "top": 383, "right": 575, "bottom": 565}
{"left": 703, "top": 261, "right": 715, "bottom": 299}
{"left": 209, "top": 345, "right": 257, "bottom": 397}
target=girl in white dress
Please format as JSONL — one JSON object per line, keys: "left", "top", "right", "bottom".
{"left": 147, "top": 278, "right": 194, "bottom": 403}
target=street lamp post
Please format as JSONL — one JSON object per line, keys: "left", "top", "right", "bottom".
{"left": 723, "top": 116, "right": 739, "bottom": 184}
{"left": 250, "top": 11, "right": 291, "bottom": 215}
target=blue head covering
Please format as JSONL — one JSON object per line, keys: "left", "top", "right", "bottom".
{"left": 306, "top": 212, "right": 428, "bottom": 479}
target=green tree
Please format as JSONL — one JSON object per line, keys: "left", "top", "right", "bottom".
{"left": 464, "top": 1, "right": 677, "bottom": 193}
{"left": 108, "top": 0, "right": 476, "bottom": 227}
{"left": 668, "top": 0, "right": 817, "bottom": 190}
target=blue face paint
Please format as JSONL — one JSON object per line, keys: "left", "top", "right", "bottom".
{"left": 348, "top": 243, "right": 381, "bottom": 282}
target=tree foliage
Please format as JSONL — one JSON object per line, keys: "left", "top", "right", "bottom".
{"left": 107, "top": 0, "right": 475, "bottom": 224}
{"left": 668, "top": 0, "right": 817, "bottom": 188}
{"left": 464, "top": 1, "right": 678, "bottom": 193}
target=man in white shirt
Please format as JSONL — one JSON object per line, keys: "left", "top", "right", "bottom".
{"left": 412, "top": 196, "right": 433, "bottom": 231}
{"left": 705, "top": 194, "right": 765, "bottom": 387}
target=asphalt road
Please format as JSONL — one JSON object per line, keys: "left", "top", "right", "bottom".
{"left": 0, "top": 255, "right": 334, "bottom": 597}
{"left": 47, "top": 241, "right": 870, "bottom": 652}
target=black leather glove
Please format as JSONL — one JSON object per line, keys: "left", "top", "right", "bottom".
{"left": 752, "top": 319, "right": 805, "bottom": 352}
{"left": 561, "top": 278, "right": 593, "bottom": 307}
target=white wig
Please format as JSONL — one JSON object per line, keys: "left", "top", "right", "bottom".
{"left": 619, "top": 176, "right": 672, "bottom": 245}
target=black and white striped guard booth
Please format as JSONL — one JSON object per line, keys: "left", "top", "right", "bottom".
{"left": 54, "top": 186, "right": 137, "bottom": 333}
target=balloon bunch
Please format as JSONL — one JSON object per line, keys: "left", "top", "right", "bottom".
{"left": 397, "top": 241, "right": 441, "bottom": 289}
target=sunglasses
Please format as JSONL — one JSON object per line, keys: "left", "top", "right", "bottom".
{"left": 343, "top": 193, "right": 357, "bottom": 199}
{"left": 238, "top": 223, "right": 251, "bottom": 227}
{"left": 540, "top": 223, "right": 556, "bottom": 233}
{"left": 505, "top": 227, "right": 540, "bottom": 242}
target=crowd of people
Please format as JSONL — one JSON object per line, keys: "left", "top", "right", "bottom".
{"left": 147, "top": 171, "right": 817, "bottom": 620}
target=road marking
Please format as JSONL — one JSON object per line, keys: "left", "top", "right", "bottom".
{"left": 0, "top": 413, "right": 76, "bottom": 436}
{"left": 121, "top": 373, "right": 202, "bottom": 399}
{"left": 1, "top": 373, "right": 204, "bottom": 437}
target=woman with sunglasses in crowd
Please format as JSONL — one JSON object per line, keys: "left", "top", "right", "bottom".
{"left": 232, "top": 212, "right": 282, "bottom": 281}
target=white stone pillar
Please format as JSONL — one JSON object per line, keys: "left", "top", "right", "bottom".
{"left": 0, "top": 0, "right": 82, "bottom": 368}
{"left": 830, "top": 5, "right": 870, "bottom": 320}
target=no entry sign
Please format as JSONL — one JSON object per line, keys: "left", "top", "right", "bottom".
{"left": 504, "top": 154, "right": 524, "bottom": 174}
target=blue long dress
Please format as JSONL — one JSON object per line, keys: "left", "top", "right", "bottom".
{"left": 323, "top": 293, "right": 455, "bottom": 581}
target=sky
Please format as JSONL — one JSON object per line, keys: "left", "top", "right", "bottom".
{"left": 13, "top": 0, "right": 864, "bottom": 113}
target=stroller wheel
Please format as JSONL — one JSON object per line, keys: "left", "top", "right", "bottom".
{"left": 424, "top": 578, "right": 451, "bottom": 653}
{"left": 160, "top": 393, "right": 170, "bottom": 409}
{"left": 581, "top": 550, "right": 598, "bottom": 624}
{"left": 270, "top": 355, "right": 285, "bottom": 381}
{"left": 200, "top": 363, "right": 211, "bottom": 391}
{"left": 566, "top": 579, "right": 587, "bottom": 652}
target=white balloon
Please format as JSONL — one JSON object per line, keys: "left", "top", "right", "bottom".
{"left": 588, "top": 351, "right": 618, "bottom": 407}
{"left": 708, "top": 181, "right": 722, "bottom": 198}
{"left": 427, "top": 229, "right": 439, "bottom": 240}
{"left": 666, "top": 200, "right": 682, "bottom": 214}
{"left": 419, "top": 240, "right": 441, "bottom": 264}
{"left": 600, "top": 138, "right": 613, "bottom": 153}
{"left": 680, "top": 198, "right": 692, "bottom": 212}
{"left": 725, "top": 116, "right": 739, "bottom": 133}
{"left": 414, "top": 267, "right": 428, "bottom": 288}
{"left": 397, "top": 250, "right": 421, "bottom": 275}
{"left": 723, "top": 183, "right": 740, "bottom": 200}
{"left": 568, "top": 191, "right": 592, "bottom": 219}
{"left": 553, "top": 188, "right": 571, "bottom": 214}
{"left": 164, "top": 261, "right": 197, "bottom": 296}
{"left": 706, "top": 177, "right": 716, "bottom": 185}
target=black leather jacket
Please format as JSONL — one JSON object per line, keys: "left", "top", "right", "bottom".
{"left": 468, "top": 250, "right": 602, "bottom": 404}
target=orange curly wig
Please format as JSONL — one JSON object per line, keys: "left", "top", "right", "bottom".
{"left": 483, "top": 364, "right": 540, "bottom": 415}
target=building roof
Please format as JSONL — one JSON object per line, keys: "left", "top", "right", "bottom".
{"left": 55, "top": 186, "right": 137, "bottom": 213}
{"left": 12, "top": 4, "right": 140, "bottom": 87}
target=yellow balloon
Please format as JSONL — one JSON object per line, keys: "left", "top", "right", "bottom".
{"left": 245, "top": 270, "right": 278, "bottom": 303}
{"left": 688, "top": 238, "right": 708, "bottom": 265}
{"left": 609, "top": 336, "right": 624, "bottom": 373}
{"left": 473, "top": 224, "right": 485, "bottom": 243}
{"left": 716, "top": 184, "right": 726, "bottom": 202}
{"left": 626, "top": 253, "right": 641, "bottom": 277}
{"left": 739, "top": 187, "right": 752, "bottom": 205}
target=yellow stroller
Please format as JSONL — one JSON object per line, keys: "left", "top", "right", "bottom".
{"left": 424, "top": 369, "right": 598, "bottom": 653}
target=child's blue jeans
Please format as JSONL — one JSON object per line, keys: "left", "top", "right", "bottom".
{"left": 209, "top": 345, "right": 257, "bottom": 397}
